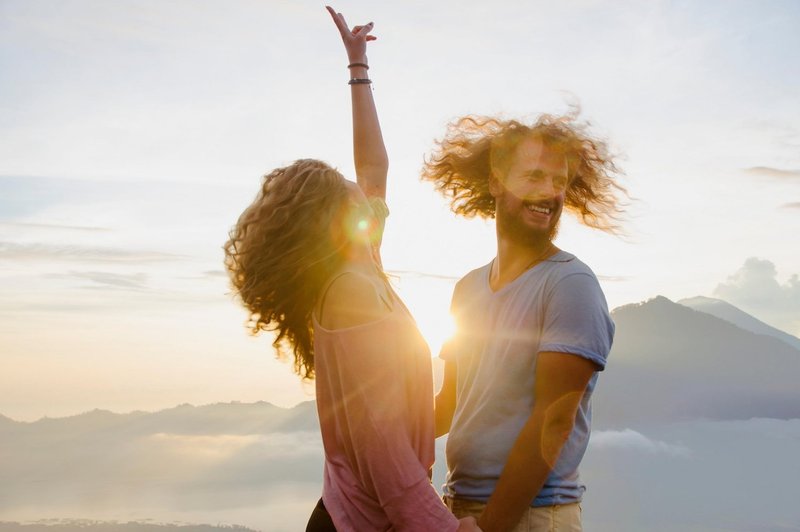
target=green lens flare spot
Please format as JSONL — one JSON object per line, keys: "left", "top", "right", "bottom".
{"left": 357, "top": 219, "right": 369, "bottom": 231}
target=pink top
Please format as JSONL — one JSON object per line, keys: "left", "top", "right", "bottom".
{"left": 313, "top": 290, "right": 458, "bottom": 531}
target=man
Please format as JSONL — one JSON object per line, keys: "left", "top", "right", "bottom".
{"left": 423, "top": 113, "right": 625, "bottom": 532}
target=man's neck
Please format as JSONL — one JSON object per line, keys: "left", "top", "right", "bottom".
{"left": 490, "top": 236, "right": 557, "bottom": 292}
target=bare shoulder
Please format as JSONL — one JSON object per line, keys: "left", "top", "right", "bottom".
{"left": 319, "top": 270, "right": 391, "bottom": 330}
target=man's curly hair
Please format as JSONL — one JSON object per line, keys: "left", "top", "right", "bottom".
{"left": 421, "top": 112, "right": 627, "bottom": 233}
{"left": 223, "top": 159, "right": 350, "bottom": 380}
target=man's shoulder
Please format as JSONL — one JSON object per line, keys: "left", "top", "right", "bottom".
{"left": 451, "top": 262, "right": 492, "bottom": 304}
{"left": 544, "top": 250, "right": 598, "bottom": 281}
{"left": 455, "top": 262, "right": 492, "bottom": 287}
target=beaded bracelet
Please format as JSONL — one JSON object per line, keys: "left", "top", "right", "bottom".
{"left": 347, "top": 62, "right": 369, "bottom": 70}
{"left": 348, "top": 78, "right": 372, "bottom": 85}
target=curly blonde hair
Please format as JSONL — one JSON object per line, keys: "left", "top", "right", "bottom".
{"left": 223, "top": 159, "right": 350, "bottom": 380}
{"left": 421, "top": 112, "right": 626, "bottom": 233}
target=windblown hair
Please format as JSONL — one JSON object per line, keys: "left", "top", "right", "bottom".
{"left": 223, "top": 159, "right": 349, "bottom": 380}
{"left": 421, "top": 111, "right": 627, "bottom": 233}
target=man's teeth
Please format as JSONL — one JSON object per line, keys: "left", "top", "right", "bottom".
{"left": 526, "top": 204, "right": 551, "bottom": 214}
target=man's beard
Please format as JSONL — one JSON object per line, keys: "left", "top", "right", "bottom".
{"left": 495, "top": 195, "right": 561, "bottom": 246}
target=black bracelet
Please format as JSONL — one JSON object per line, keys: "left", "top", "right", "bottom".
{"left": 348, "top": 78, "right": 372, "bottom": 85}
{"left": 347, "top": 62, "right": 369, "bottom": 70}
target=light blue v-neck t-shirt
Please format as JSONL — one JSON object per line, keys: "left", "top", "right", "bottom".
{"left": 442, "top": 250, "right": 614, "bottom": 506}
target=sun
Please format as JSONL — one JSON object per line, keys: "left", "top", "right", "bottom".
{"left": 390, "top": 274, "right": 457, "bottom": 357}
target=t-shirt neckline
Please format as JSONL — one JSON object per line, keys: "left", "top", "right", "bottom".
{"left": 485, "top": 249, "right": 571, "bottom": 295}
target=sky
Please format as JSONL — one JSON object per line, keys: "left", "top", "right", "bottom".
{"left": 1, "top": 0, "right": 799, "bottom": 422}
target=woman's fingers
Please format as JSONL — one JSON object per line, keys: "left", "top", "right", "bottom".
{"left": 325, "top": 5, "right": 349, "bottom": 38}
{"left": 353, "top": 22, "right": 374, "bottom": 37}
{"left": 328, "top": 6, "right": 375, "bottom": 42}
{"left": 352, "top": 22, "right": 377, "bottom": 41}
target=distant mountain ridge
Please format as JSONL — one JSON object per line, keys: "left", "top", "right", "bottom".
{"left": 0, "top": 400, "right": 317, "bottom": 433}
{"left": 678, "top": 295, "right": 800, "bottom": 350}
{"left": 4, "top": 295, "right": 798, "bottom": 430}
{"left": 593, "top": 295, "right": 800, "bottom": 427}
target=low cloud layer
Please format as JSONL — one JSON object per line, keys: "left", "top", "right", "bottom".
{"left": 713, "top": 257, "right": 800, "bottom": 334}
{"left": 3, "top": 404, "right": 799, "bottom": 532}
{"left": 589, "top": 429, "right": 691, "bottom": 457}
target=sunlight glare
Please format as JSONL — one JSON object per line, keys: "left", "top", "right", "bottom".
{"left": 391, "top": 275, "right": 457, "bottom": 357}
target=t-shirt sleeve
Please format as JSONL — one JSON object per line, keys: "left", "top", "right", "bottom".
{"left": 325, "top": 324, "right": 458, "bottom": 531}
{"left": 539, "top": 272, "right": 615, "bottom": 370}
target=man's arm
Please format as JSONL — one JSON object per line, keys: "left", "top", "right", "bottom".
{"left": 434, "top": 358, "right": 458, "bottom": 437}
{"left": 476, "top": 352, "right": 598, "bottom": 532}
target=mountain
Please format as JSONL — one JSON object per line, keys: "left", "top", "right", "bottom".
{"left": 593, "top": 296, "right": 800, "bottom": 427}
{"left": 678, "top": 295, "right": 800, "bottom": 350}
{"left": 1, "top": 401, "right": 318, "bottom": 437}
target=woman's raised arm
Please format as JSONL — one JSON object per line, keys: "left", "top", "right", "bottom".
{"left": 326, "top": 5, "right": 388, "bottom": 200}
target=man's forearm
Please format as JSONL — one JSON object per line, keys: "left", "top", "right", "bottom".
{"left": 477, "top": 411, "right": 573, "bottom": 532}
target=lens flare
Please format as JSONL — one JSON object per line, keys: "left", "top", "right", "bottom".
{"left": 339, "top": 201, "right": 382, "bottom": 247}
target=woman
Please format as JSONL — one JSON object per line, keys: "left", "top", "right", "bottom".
{"left": 223, "top": 7, "right": 480, "bottom": 532}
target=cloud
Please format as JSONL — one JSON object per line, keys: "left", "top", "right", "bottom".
{"left": 0, "top": 242, "right": 184, "bottom": 263}
{"left": 589, "top": 428, "right": 691, "bottom": 457}
{"left": 582, "top": 419, "right": 800, "bottom": 531}
{"left": 744, "top": 166, "right": 800, "bottom": 179}
{"left": 48, "top": 271, "right": 149, "bottom": 290}
{"left": 146, "top": 432, "right": 322, "bottom": 463}
{"left": 5, "top": 403, "right": 800, "bottom": 531}
{"left": 0, "top": 407, "right": 322, "bottom": 531}
{"left": 713, "top": 258, "right": 800, "bottom": 334}
{"left": 0, "top": 222, "right": 111, "bottom": 232}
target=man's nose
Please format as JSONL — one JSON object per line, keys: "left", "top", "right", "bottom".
{"left": 535, "top": 176, "right": 560, "bottom": 198}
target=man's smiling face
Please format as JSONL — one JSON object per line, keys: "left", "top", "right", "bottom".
{"left": 491, "top": 135, "right": 569, "bottom": 243}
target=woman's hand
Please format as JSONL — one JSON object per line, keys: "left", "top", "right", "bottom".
{"left": 325, "top": 5, "right": 376, "bottom": 64}
{"left": 457, "top": 516, "right": 483, "bottom": 531}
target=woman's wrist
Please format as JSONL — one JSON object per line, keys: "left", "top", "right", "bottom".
{"left": 347, "top": 59, "right": 369, "bottom": 83}
{"left": 347, "top": 54, "right": 368, "bottom": 65}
